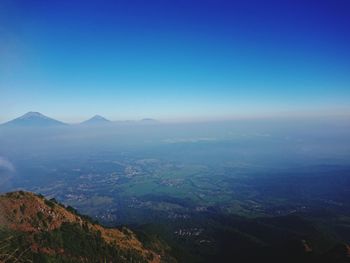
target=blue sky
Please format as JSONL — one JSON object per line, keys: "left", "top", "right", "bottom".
{"left": 1, "top": 0, "right": 350, "bottom": 122}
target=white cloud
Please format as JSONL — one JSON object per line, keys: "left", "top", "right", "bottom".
{"left": 0, "top": 157, "right": 15, "bottom": 172}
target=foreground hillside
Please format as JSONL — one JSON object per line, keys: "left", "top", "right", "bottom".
{"left": 0, "top": 191, "right": 174, "bottom": 263}
{"left": 0, "top": 191, "right": 349, "bottom": 263}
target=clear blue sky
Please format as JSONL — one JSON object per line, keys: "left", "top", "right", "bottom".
{"left": 1, "top": 0, "right": 350, "bottom": 122}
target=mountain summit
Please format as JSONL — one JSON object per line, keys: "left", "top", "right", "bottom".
{"left": 3, "top": 112, "right": 66, "bottom": 127}
{"left": 81, "top": 115, "right": 111, "bottom": 125}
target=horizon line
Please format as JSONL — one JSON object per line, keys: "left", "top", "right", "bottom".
{"left": 1, "top": 110, "right": 350, "bottom": 125}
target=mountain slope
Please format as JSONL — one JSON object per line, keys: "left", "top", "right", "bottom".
{"left": 0, "top": 191, "right": 171, "bottom": 263}
{"left": 2, "top": 112, "right": 66, "bottom": 127}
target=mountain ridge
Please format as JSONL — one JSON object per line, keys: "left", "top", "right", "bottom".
{"left": 1, "top": 112, "right": 158, "bottom": 126}
{"left": 0, "top": 191, "right": 172, "bottom": 262}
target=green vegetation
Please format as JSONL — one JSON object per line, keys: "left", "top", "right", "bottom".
{"left": 44, "top": 199, "right": 55, "bottom": 208}
{"left": 0, "top": 222, "right": 151, "bottom": 263}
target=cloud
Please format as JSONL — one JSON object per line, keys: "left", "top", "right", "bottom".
{"left": 0, "top": 157, "right": 15, "bottom": 172}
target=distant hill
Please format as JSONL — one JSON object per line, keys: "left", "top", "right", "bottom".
{"left": 2, "top": 112, "right": 66, "bottom": 127}
{"left": 1, "top": 113, "right": 159, "bottom": 127}
{"left": 0, "top": 191, "right": 174, "bottom": 263}
{"left": 81, "top": 115, "right": 111, "bottom": 125}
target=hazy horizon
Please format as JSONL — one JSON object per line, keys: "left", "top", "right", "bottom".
{"left": 1, "top": 109, "right": 350, "bottom": 124}
{"left": 1, "top": 0, "right": 350, "bottom": 123}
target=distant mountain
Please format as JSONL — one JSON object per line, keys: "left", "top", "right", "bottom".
{"left": 81, "top": 115, "right": 111, "bottom": 125}
{"left": 0, "top": 191, "right": 172, "bottom": 262}
{"left": 2, "top": 112, "right": 66, "bottom": 127}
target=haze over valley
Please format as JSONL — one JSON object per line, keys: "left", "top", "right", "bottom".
{"left": 1, "top": 112, "right": 350, "bottom": 262}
